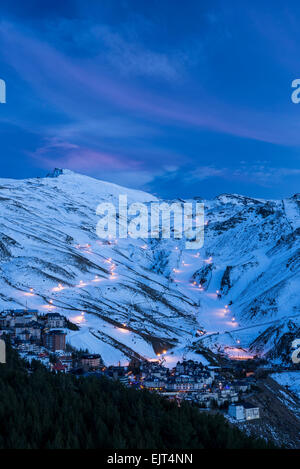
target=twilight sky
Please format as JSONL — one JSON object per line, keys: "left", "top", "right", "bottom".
{"left": 0, "top": 0, "right": 300, "bottom": 199}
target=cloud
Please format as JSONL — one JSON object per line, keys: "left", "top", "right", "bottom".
{"left": 2, "top": 21, "right": 300, "bottom": 147}
{"left": 49, "top": 117, "right": 159, "bottom": 140}
{"left": 187, "top": 163, "right": 300, "bottom": 187}
{"left": 186, "top": 166, "right": 227, "bottom": 181}
{"left": 94, "top": 25, "right": 184, "bottom": 82}
{"left": 28, "top": 137, "right": 165, "bottom": 190}
{"left": 232, "top": 165, "right": 300, "bottom": 186}
{"left": 30, "top": 138, "right": 142, "bottom": 172}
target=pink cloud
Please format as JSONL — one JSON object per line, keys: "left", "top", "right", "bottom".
{"left": 30, "top": 139, "right": 141, "bottom": 172}
{"left": 2, "top": 22, "right": 300, "bottom": 146}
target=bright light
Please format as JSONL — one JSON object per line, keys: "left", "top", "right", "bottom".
{"left": 204, "top": 256, "right": 213, "bottom": 263}
{"left": 72, "top": 314, "right": 85, "bottom": 324}
{"left": 76, "top": 280, "right": 87, "bottom": 287}
{"left": 118, "top": 327, "right": 129, "bottom": 334}
{"left": 92, "top": 275, "right": 101, "bottom": 282}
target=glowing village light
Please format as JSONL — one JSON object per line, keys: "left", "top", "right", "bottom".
{"left": 53, "top": 283, "right": 64, "bottom": 292}
{"left": 77, "top": 279, "right": 87, "bottom": 287}
{"left": 93, "top": 275, "right": 101, "bottom": 282}
{"left": 205, "top": 256, "right": 213, "bottom": 263}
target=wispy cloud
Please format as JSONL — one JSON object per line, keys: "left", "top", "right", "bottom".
{"left": 30, "top": 138, "right": 142, "bottom": 172}
{"left": 185, "top": 163, "right": 300, "bottom": 187}
{"left": 186, "top": 166, "right": 227, "bottom": 181}
{"left": 1, "top": 21, "right": 299, "bottom": 147}
{"left": 93, "top": 25, "right": 185, "bottom": 82}
{"left": 232, "top": 164, "right": 300, "bottom": 186}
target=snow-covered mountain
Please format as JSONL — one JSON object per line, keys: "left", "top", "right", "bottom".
{"left": 0, "top": 169, "right": 299, "bottom": 365}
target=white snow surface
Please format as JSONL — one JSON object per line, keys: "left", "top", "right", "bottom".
{"left": 272, "top": 372, "right": 300, "bottom": 399}
{"left": 0, "top": 170, "right": 299, "bottom": 364}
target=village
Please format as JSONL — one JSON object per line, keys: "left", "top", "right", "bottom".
{"left": 0, "top": 308, "right": 261, "bottom": 423}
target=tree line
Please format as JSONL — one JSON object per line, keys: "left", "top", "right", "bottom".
{"left": 0, "top": 344, "right": 275, "bottom": 449}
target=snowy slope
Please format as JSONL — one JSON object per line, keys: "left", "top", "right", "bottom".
{"left": 0, "top": 169, "right": 299, "bottom": 365}
{"left": 272, "top": 372, "right": 300, "bottom": 399}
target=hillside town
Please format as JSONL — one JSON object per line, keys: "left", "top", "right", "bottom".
{"left": 0, "top": 308, "right": 260, "bottom": 422}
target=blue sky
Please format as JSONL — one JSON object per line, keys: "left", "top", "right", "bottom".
{"left": 0, "top": 0, "right": 299, "bottom": 199}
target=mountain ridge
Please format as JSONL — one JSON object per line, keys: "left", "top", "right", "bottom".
{"left": 0, "top": 169, "right": 299, "bottom": 365}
